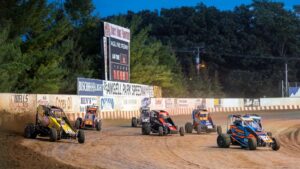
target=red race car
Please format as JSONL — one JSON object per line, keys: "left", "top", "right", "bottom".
{"left": 141, "top": 110, "right": 184, "bottom": 136}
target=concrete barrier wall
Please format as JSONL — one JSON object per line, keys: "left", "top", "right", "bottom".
{"left": 1, "top": 93, "right": 300, "bottom": 120}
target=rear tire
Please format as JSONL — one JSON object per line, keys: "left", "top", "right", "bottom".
{"left": 179, "top": 127, "right": 184, "bottom": 136}
{"left": 49, "top": 128, "right": 58, "bottom": 142}
{"left": 217, "top": 126, "right": 222, "bottom": 135}
{"left": 248, "top": 137, "right": 257, "bottom": 150}
{"left": 24, "top": 123, "right": 37, "bottom": 139}
{"left": 185, "top": 122, "right": 193, "bottom": 133}
{"left": 271, "top": 137, "right": 280, "bottom": 151}
{"left": 77, "top": 130, "right": 85, "bottom": 144}
{"left": 217, "top": 134, "right": 231, "bottom": 148}
{"left": 131, "top": 117, "right": 137, "bottom": 127}
{"left": 158, "top": 126, "right": 164, "bottom": 136}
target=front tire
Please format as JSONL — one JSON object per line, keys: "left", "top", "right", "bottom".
{"left": 96, "top": 120, "right": 102, "bottom": 131}
{"left": 271, "top": 137, "right": 280, "bottom": 151}
{"left": 75, "top": 118, "right": 82, "bottom": 129}
{"left": 24, "top": 123, "right": 37, "bottom": 139}
{"left": 49, "top": 128, "right": 58, "bottom": 142}
{"left": 248, "top": 137, "right": 257, "bottom": 150}
{"left": 217, "top": 134, "right": 231, "bottom": 148}
{"left": 77, "top": 130, "right": 85, "bottom": 144}
{"left": 158, "top": 126, "right": 164, "bottom": 136}
{"left": 142, "top": 123, "right": 151, "bottom": 135}
{"left": 179, "top": 127, "right": 184, "bottom": 136}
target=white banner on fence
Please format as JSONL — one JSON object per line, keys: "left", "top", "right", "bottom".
{"left": 79, "top": 96, "right": 98, "bottom": 113}
{"left": 100, "top": 97, "right": 115, "bottom": 111}
{"left": 103, "top": 81, "right": 153, "bottom": 97}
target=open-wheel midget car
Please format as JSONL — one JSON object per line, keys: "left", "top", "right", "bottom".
{"left": 75, "top": 105, "right": 102, "bottom": 131}
{"left": 185, "top": 105, "right": 221, "bottom": 134}
{"left": 217, "top": 114, "right": 280, "bottom": 151}
{"left": 141, "top": 110, "right": 184, "bottom": 136}
{"left": 24, "top": 105, "right": 85, "bottom": 143}
{"left": 131, "top": 107, "right": 151, "bottom": 127}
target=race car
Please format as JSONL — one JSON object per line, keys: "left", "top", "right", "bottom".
{"left": 132, "top": 98, "right": 151, "bottom": 127}
{"left": 185, "top": 105, "right": 221, "bottom": 134}
{"left": 131, "top": 107, "right": 151, "bottom": 127}
{"left": 217, "top": 114, "right": 280, "bottom": 151}
{"left": 24, "top": 105, "right": 85, "bottom": 143}
{"left": 141, "top": 110, "right": 184, "bottom": 136}
{"left": 75, "top": 105, "right": 102, "bottom": 131}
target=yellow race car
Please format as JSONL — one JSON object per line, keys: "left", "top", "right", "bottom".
{"left": 24, "top": 105, "right": 85, "bottom": 143}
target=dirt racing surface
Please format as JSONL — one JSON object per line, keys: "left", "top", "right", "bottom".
{"left": 1, "top": 111, "right": 300, "bottom": 169}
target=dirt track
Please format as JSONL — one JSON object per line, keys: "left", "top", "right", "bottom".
{"left": 3, "top": 111, "right": 300, "bottom": 169}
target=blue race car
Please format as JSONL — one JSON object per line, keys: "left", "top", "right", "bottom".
{"left": 217, "top": 114, "right": 280, "bottom": 151}
{"left": 185, "top": 106, "right": 221, "bottom": 134}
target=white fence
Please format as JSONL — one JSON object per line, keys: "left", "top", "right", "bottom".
{"left": 0, "top": 93, "right": 300, "bottom": 120}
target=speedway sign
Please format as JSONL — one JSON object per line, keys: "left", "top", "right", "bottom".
{"left": 103, "top": 81, "right": 153, "bottom": 97}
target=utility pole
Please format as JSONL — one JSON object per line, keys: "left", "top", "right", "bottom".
{"left": 285, "top": 63, "right": 288, "bottom": 97}
{"left": 195, "top": 47, "right": 200, "bottom": 75}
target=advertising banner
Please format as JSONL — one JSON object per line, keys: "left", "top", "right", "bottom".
{"left": 289, "top": 87, "right": 300, "bottom": 97}
{"left": 100, "top": 97, "right": 115, "bottom": 111}
{"left": 244, "top": 98, "right": 260, "bottom": 107}
{"left": 79, "top": 96, "right": 98, "bottom": 113}
{"left": 77, "top": 78, "right": 103, "bottom": 96}
{"left": 103, "top": 22, "right": 130, "bottom": 42}
{"left": 103, "top": 80, "right": 153, "bottom": 97}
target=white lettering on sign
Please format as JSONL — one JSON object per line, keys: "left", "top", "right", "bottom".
{"left": 103, "top": 81, "right": 153, "bottom": 97}
{"left": 78, "top": 81, "right": 103, "bottom": 92}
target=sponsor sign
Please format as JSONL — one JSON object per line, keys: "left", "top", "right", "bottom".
{"left": 103, "top": 22, "right": 130, "bottom": 42}
{"left": 77, "top": 78, "right": 103, "bottom": 96}
{"left": 289, "top": 87, "right": 300, "bottom": 97}
{"left": 165, "top": 98, "right": 173, "bottom": 108}
{"left": 80, "top": 96, "right": 98, "bottom": 113}
{"left": 100, "top": 97, "right": 115, "bottom": 111}
{"left": 103, "top": 81, "right": 153, "bottom": 97}
{"left": 244, "top": 98, "right": 260, "bottom": 107}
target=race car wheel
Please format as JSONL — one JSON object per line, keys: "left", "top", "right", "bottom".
{"left": 217, "top": 134, "right": 231, "bottom": 148}
{"left": 158, "top": 126, "right": 164, "bottom": 136}
{"left": 75, "top": 118, "right": 82, "bottom": 129}
{"left": 196, "top": 125, "right": 202, "bottom": 134}
{"left": 131, "top": 117, "right": 138, "bottom": 127}
{"left": 77, "top": 129, "right": 85, "bottom": 144}
{"left": 185, "top": 122, "right": 193, "bottom": 133}
{"left": 267, "top": 132, "right": 272, "bottom": 137}
{"left": 217, "top": 126, "right": 222, "bottom": 135}
{"left": 24, "top": 123, "right": 37, "bottom": 139}
{"left": 271, "top": 137, "right": 280, "bottom": 151}
{"left": 142, "top": 123, "right": 151, "bottom": 135}
{"left": 96, "top": 120, "right": 102, "bottom": 131}
{"left": 179, "top": 127, "right": 184, "bottom": 136}
{"left": 49, "top": 128, "right": 58, "bottom": 142}
{"left": 248, "top": 137, "right": 257, "bottom": 150}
